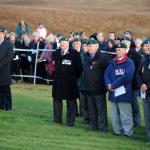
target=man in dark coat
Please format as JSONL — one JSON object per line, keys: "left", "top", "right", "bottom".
{"left": 52, "top": 36, "right": 82, "bottom": 127}
{"left": 78, "top": 39, "right": 90, "bottom": 123}
{"left": 83, "top": 39, "right": 109, "bottom": 132}
{"left": 0, "top": 28, "right": 13, "bottom": 111}
{"left": 137, "top": 39, "right": 150, "bottom": 142}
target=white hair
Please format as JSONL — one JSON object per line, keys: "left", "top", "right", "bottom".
{"left": 97, "top": 32, "right": 104, "bottom": 37}
{"left": 135, "top": 38, "right": 143, "bottom": 44}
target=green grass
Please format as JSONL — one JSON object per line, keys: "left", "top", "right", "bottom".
{"left": 0, "top": 83, "right": 150, "bottom": 150}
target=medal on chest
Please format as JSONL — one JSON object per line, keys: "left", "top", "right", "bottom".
{"left": 90, "top": 61, "right": 96, "bottom": 70}
{"left": 62, "top": 59, "right": 72, "bottom": 65}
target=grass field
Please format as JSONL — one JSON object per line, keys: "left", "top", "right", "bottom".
{"left": 0, "top": 83, "right": 150, "bottom": 150}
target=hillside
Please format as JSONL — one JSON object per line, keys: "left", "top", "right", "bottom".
{"left": 0, "top": 0, "right": 150, "bottom": 37}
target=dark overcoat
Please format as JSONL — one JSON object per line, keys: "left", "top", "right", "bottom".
{"left": 52, "top": 48, "right": 82, "bottom": 100}
{"left": 83, "top": 51, "right": 109, "bottom": 95}
{"left": 127, "top": 48, "right": 141, "bottom": 90}
{"left": 0, "top": 39, "right": 13, "bottom": 86}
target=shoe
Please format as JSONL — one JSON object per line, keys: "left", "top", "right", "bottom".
{"left": 134, "top": 123, "right": 141, "bottom": 127}
{"left": 99, "top": 129, "right": 108, "bottom": 133}
{"left": 67, "top": 124, "right": 74, "bottom": 127}
{"left": 0, "top": 107, "right": 5, "bottom": 110}
{"left": 83, "top": 119, "right": 90, "bottom": 124}
{"left": 53, "top": 120, "right": 62, "bottom": 124}
{"left": 5, "top": 107, "right": 12, "bottom": 111}
{"left": 5, "top": 109, "right": 12, "bottom": 112}
{"left": 112, "top": 132, "right": 122, "bottom": 136}
{"left": 124, "top": 133, "right": 133, "bottom": 137}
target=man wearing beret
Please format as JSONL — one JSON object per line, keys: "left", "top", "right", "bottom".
{"left": 52, "top": 36, "right": 82, "bottom": 127}
{"left": 0, "top": 28, "right": 13, "bottom": 111}
{"left": 78, "top": 39, "right": 90, "bottom": 123}
{"left": 72, "top": 38, "right": 81, "bottom": 53}
{"left": 72, "top": 38, "right": 82, "bottom": 117}
{"left": 105, "top": 43, "right": 135, "bottom": 136}
{"left": 137, "top": 39, "right": 150, "bottom": 142}
{"left": 80, "top": 32, "right": 87, "bottom": 41}
{"left": 83, "top": 39, "right": 109, "bottom": 132}
{"left": 121, "top": 36, "right": 141, "bottom": 127}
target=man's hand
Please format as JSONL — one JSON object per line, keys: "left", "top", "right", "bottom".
{"left": 108, "top": 84, "right": 114, "bottom": 92}
{"left": 141, "top": 84, "right": 148, "bottom": 93}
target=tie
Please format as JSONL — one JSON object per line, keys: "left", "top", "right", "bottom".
{"left": 61, "top": 50, "right": 64, "bottom": 56}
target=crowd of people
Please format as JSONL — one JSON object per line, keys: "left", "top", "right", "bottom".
{"left": 0, "top": 20, "right": 150, "bottom": 142}
{"left": 3, "top": 20, "right": 145, "bottom": 84}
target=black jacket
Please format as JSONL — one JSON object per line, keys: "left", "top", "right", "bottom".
{"left": 83, "top": 50, "right": 109, "bottom": 95}
{"left": 127, "top": 48, "right": 141, "bottom": 90}
{"left": 52, "top": 48, "right": 82, "bottom": 100}
{"left": 0, "top": 39, "right": 13, "bottom": 86}
{"left": 137, "top": 55, "right": 150, "bottom": 97}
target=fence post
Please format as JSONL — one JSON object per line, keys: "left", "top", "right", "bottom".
{"left": 33, "top": 42, "right": 40, "bottom": 85}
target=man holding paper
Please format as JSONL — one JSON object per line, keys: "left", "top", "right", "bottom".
{"left": 137, "top": 39, "right": 150, "bottom": 142}
{"left": 104, "top": 43, "right": 135, "bottom": 137}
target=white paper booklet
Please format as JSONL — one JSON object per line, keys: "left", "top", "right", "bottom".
{"left": 114, "top": 86, "right": 126, "bottom": 97}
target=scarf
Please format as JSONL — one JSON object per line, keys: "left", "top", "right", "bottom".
{"left": 113, "top": 54, "right": 128, "bottom": 64}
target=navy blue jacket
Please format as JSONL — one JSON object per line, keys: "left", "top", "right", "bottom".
{"left": 104, "top": 57, "right": 135, "bottom": 103}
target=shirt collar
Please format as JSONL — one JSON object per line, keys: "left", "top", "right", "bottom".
{"left": 0, "top": 39, "right": 4, "bottom": 45}
{"left": 126, "top": 48, "right": 130, "bottom": 54}
{"left": 118, "top": 57, "right": 123, "bottom": 60}
{"left": 61, "top": 47, "right": 69, "bottom": 55}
